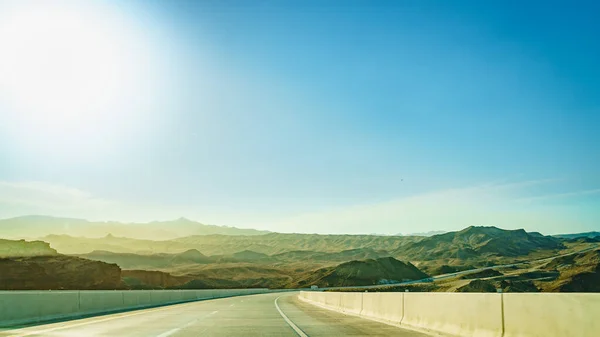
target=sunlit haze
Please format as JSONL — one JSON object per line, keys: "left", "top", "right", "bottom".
{"left": 0, "top": 0, "right": 598, "bottom": 235}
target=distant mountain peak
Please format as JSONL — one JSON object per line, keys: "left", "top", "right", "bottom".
{"left": 177, "top": 249, "right": 206, "bottom": 258}
{"left": 461, "top": 225, "right": 500, "bottom": 231}
{"left": 458, "top": 226, "right": 529, "bottom": 236}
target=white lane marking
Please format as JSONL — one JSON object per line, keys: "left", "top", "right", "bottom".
{"left": 155, "top": 311, "right": 218, "bottom": 337}
{"left": 275, "top": 296, "right": 308, "bottom": 337}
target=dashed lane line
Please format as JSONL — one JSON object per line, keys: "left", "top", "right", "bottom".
{"left": 155, "top": 311, "right": 218, "bottom": 337}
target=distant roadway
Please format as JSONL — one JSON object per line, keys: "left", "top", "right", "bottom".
{"left": 0, "top": 292, "right": 429, "bottom": 337}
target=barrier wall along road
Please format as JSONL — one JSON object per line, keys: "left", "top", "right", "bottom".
{"left": 299, "top": 291, "right": 600, "bottom": 337}
{"left": 402, "top": 292, "right": 503, "bottom": 337}
{"left": 339, "top": 292, "right": 363, "bottom": 315}
{"left": 502, "top": 293, "right": 600, "bottom": 337}
{"left": 0, "top": 291, "right": 80, "bottom": 327}
{"left": 0, "top": 289, "right": 269, "bottom": 328}
{"left": 360, "top": 292, "right": 404, "bottom": 324}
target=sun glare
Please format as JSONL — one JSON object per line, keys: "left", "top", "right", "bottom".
{"left": 0, "top": 2, "right": 155, "bottom": 159}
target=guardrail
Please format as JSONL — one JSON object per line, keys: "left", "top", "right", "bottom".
{"left": 299, "top": 291, "right": 600, "bottom": 337}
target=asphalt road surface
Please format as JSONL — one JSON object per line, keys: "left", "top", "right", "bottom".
{"left": 0, "top": 292, "right": 430, "bottom": 337}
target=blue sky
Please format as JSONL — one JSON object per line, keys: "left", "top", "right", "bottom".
{"left": 0, "top": 0, "right": 598, "bottom": 234}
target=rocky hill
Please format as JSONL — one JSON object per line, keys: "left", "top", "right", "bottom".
{"left": 173, "top": 233, "right": 420, "bottom": 255}
{"left": 41, "top": 232, "right": 421, "bottom": 256}
{"left": 42, "top": 234, "right": 194, "bottom": 255}
{"left": 291, "top": 257, "right": 429, "bottom": 288}
{"left": 0, "top": 239, "right": 58, "bottom": 257}
{"left": 395, "top": 226, "right": 565, "bottom": 262}
{"left": 540, "top": 248, "right": 600, "bottom": 292}
{"left": 77, "top": 249, "right": 213, "bottom": 269}
{"left": 0, "top": 255, "right": 123, "bottom": 290}
{"left": 273, "top": 248, "right": 390, "bottom": 264}
{"left": 554, "top": 231, "right": 600, "bottom": 240}
{"left": 1, "top": 223, "right": 592, "bottom": 291}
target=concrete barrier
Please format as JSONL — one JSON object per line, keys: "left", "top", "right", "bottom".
{"left": 402, "top": 293, "right": 503, "bottom": 337}
{"left": 212, "top": 289, "right": 227, "bottom": 298}
{"left": 300, "top": 291, "right": 319, "bottom": 303}
{"left": 195, "top": 290, "right": 213, "bottom": 300}
{"left": 323, "top": 292, "right": 342, "bottom": 310}
{"left": 0, "top": 288, "right": 269, "bottom": 328}
{"left": 168, "top": 290, "right": 186, "bottom": 303}
{"left": 182, "top": 290, "right": 197, "bottom": 301}
{"left": 339, "top": 293, "right": 363, "bottom": 315}
{"left": 503, "top": 293, "right": 600, "bottom": 337}
{"left": 360, "top": 292, "right": 403, "bottom": 324}
{"left": 300, "top": 291, "right": 600, "bottom": 337}
{"left": 150, "top": 290, "right": 172, "bottom": 305}
{"left": 79, "top": 291, "right": 126, "bottom": 315}
{"left": 123, "top": 290, "right": 153, "bottom": 309}
{"left": 0, "top": 291, "right": 79, "bottom": 327}
{"left": 299, "top": 291, "right": 343, "bottom": 312}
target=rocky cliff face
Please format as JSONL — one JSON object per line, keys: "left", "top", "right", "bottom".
{"left": 0, "top": 255, "right": 123, "bottom": 290}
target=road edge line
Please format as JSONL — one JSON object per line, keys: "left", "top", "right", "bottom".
{"left": 274, "top": 295, "right": 308, "bottom": 337}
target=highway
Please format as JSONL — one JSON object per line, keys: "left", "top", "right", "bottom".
{"left": 0, "top": 292, "right": 430, "bottom": 337}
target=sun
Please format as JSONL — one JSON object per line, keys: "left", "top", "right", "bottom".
{"left": 0, "top": 2, "right": 154, "bottom": 159}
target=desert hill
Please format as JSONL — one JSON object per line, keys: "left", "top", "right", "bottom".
{"left": 395, "top": 226, "right": 564, "bottom": 262}
{"left": 554, "top": 231, "right": 600, "bottom": 240}
{"left": 29, "top": 223, "right": 568, "bottom": 267}
{"left": 77, "top": 249, "right": 213, "bottom": 269}
{"left": 540, "top": 248, "right": 600, "bottom": 292}
{"left": 0, "top": 239, "right": 58, "bottom": 257}
{"left": 272, "top": 248, "right": 390, "bottom": 263}
{"left": 0, "top": 255, "right": 122, "bottom": 290}
{"left": 173, "top": 233, "right": 421, "bottom": 255}
{"left": 1, "top": 223, "right": 595, "bottom": 291}
{"left": 41, "top": 234, "right": 193, "bottom": 255}
{"left": 291, "top": 257, "right": 429, "bottom": 288}
{"left": 39, "top": 232, "right": 421, "bottom": 255}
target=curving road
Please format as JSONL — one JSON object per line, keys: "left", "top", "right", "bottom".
{"left": 0, "top": 292, "right": 429, "bottom": 337}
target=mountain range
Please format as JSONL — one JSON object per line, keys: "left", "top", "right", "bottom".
{"left": 0, "top": 216, "right": 269, "bottom": 240}
{"left": 1, "top": 216, "right": 598, "bottom": 291}
{"left": 554, "top": 232, "right": 600, "bottom": 240}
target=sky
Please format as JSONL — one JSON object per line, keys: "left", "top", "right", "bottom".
{"left": 0, "top": 0, "right": 598, "bottom": 235}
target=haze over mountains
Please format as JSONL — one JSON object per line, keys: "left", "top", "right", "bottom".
{"left": 0, "top": 215, "right": 598, "bottom": 291}
{"left": 396, "top": 231, "right": 446, "bottom": 237}
{"left": 0, "top": 216, "right": 269, "bottom": 240}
